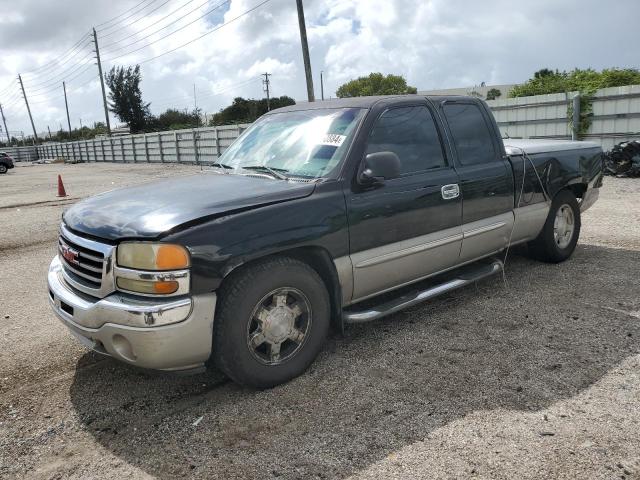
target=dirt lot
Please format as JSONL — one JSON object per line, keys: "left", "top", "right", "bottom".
{"left": 1, "top": 163, "right": 639, "bottom": 479}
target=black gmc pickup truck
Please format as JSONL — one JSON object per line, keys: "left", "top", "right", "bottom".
{"left": 48, "top": 95, "right": 602, "bottom": 388}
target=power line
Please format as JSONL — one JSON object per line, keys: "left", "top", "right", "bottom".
{"left": 100, "top": 0, "right": 173, "bottom": 38}
{"left": 133, "top": 0, "right": 272, "bottom": 65}
{"left": 105, "top": 0, "right": 234, "bottom": 60}
{"left": 97, "top": 0, "right": 163, "bottom": 33}
{"left": 101, "top": 0, "right": 202, "bottom": 50}
{"left": 149, "top": 78, "right": 261, "bottom": 109}
{"left": 22, "top": 41, "right": 93, "bottom": 81}
{"left": 23, "top": 53, "right": 95, "bottom": 94}
{"left": 21, "top": 32, "right": 92, "bottom": 77}
{"left": 95, "top": 0, "right": 156, "bottom": 28}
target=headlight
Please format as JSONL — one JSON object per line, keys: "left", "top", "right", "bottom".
{"left": 117, "top": 243, "right": 190, "bottom": 271}
{"left": 115, "top": 243, "right": 190, "bottom": 296}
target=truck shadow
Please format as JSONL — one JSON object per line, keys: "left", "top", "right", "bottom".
{"left": 69, "top": 243, "right": 640, "bottom": 479}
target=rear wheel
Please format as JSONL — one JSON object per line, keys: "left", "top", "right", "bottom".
{"left": 211, "top": 256, "right": 330, "bottom": 389}
{"left": 528, "top": 189, "right": 581, "bottom": 263}
{"left": 0, "top": 164, "right": 7, "bottom": 174}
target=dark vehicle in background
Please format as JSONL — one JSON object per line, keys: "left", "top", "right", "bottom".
{"left": 0, "top": 152, "right": 14, "bottom": 173}
{"left": 48, "top": 95, "right": 603, "bottom": 388}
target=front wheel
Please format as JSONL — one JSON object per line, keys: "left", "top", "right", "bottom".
{"left": 211, "top": 256, "right": 330, "bottom": 389}
{"left": 0, "top": 164, "right": 7, "bottom": 174}
{"left": 528, "top": 189, "right": 581, "bottom": 263}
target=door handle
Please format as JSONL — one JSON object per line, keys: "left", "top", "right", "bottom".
{"left": 441, "top": 184, "right": 460, "bottom": 200}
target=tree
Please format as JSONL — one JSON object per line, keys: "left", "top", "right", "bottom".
{"left": 486, "top": 88, "right": 502, "bottom": 100}
{"left": 105, "top": 65, "right": 150, "bottom": 133}
{"left": 150, "top": 108, "right": 202, "bottom": 130}
{"left": 336, "top": 73, "right": 417, "bottom": 98}
{"left": 509, "top": 67, "right": 640, "bottom": 97}
{"left": 209, "top": 96, "right": 295, "bottom": 126}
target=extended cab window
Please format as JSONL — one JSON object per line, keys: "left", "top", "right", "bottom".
{"left": 366, "top": 106, "right": 446, "bottom": 175}
{"left": 442, "top": 103, "right": 497, "bottom": 166}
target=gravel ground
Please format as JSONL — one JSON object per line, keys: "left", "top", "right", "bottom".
{"left": 0, "top": 164, "right": 639, "bottom": 479}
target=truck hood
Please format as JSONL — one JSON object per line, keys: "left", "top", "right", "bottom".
{"left": 63, "top": 172, "right": 316, "bottom": 241}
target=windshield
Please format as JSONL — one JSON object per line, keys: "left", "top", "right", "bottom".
{"left": 218, "top": 108, "right": 366, "bottom": 179}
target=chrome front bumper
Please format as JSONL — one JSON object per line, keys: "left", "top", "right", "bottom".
{"left": 47, "top": 256, "right": 216, "bottom": 372}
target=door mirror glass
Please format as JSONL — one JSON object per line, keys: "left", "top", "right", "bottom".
{"left": 359, "top": 151, "right": 402, "bottom": 185}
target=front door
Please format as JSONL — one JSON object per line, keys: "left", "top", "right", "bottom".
{"left": 346, "top": 103, "right": 462, "bottom": 302}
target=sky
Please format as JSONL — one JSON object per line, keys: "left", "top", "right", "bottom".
{"left": 0, "top": 0, "right": 637, "bottom": 136}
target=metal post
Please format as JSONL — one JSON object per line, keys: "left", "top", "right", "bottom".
{"left": 0, "top": 104, "right": 10, "bottom": 143}
{"left": 93, "top": 28, "right": 111, "bottom": 135}
{"left": 144, "top": 133, "right": 149, "bottom": 162}
{"left": 192, "top": 130, "right": 199, "bottom": 164}
{"left": 120, "top": 137, "right": 125, "bottom": 162}
{"left": 158, "top": 133, "right": 164, "bottom": 163}
{"left": 18, "top": 74, "right": 38, "bottom": 141}
{"left": 572, "top": 93, "right": 581, "bottom": 141}
{"left": 296, "top": 0, "right": 315, "bottom": 102}
{"left": 175, "top": 131, "right": 180, "bottom": 162}
{"left": 132, "top": 136, "right": 137, "bottom": 163}
{"left": 263, "top": 72, "right": 271, "bottom": 111}
{"left": 214, "top": 127, "right": 221, "bottom": 158}
{"left": 320, "top": 71, "right": 324, "bottom": 101}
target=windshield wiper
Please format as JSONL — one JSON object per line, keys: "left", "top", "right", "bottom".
{"left": 211, "top": 162, "right": 234, "bottom": 169}
{"left": 241, "top": 165, "right": 289, "bottom": 180}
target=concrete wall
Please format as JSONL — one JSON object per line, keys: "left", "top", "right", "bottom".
{"left": 7, "top": 86, "right": 640, "bottom": 162}
{"left": 486, "top": 85, "right": 640, "bottom": 151}
{"left": 34, "top": 124, "right": 250, "bottom": 164}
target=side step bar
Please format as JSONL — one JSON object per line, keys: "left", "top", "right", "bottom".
{"left": 343, "top": 259, "right": 503, "bottom": 324}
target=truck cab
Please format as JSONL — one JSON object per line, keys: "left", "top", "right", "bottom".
{"left": 48, "top": 95, "right": 603, "bottom": 388}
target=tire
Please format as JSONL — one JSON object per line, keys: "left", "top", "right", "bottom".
{"left": 528, "top": 189, "right": 581, "bottom": 263}
{"left": 0, "top": 164, "right": 7, "bottom": 174}
{"left": 211, "top": 256, "right": 330, "bottom": 389}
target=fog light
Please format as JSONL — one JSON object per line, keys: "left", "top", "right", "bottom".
{"left": 117, "top": 277, "right": 179, "bottom": 295}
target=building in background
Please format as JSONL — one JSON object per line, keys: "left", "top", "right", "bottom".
{"left": 419, "top": 83, "right": 516, "bottom": 100}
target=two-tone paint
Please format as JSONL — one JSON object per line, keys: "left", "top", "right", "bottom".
{"left": 61, "top": 95, "right": 603, "bottom": 335}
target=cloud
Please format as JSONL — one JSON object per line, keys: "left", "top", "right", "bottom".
{"left": 0, "top": 0, "right": 637, "bottom": 133}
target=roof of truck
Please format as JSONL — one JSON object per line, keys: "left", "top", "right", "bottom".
{"left": 269, "top": 95, "right": 477, "bottom": 113}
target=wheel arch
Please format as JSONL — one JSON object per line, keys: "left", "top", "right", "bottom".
{"left": 218, "top": 246, "right": 345, "bottom": 334}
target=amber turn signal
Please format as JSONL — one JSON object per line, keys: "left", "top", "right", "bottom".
{"left": 116, "top": 278, "right": 179, "bottom": 295}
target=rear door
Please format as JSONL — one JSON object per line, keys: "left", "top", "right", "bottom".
{"left": 439, "top": 100, "right": 514, "bottom": 262}
{"left": 346, "top": 101, "right": 462, "bottom": 302}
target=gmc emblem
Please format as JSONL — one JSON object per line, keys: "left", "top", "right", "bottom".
{"left": 61, "top": 245, "right": 80, "bottom": 265}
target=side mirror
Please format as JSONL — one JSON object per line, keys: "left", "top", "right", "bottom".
{"left": 359, "top": 151, "right": 402, "bottom": 186}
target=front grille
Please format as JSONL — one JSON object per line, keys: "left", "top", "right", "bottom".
{"left": 59, "top": 235, "right": 105, "bottom": 288}
{"left": 57, "top": 225, "right": 115, "bottom": 298}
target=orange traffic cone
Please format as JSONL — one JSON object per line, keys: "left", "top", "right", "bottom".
{"left": 57, "top": 175, "right": 67, "bottom": 197}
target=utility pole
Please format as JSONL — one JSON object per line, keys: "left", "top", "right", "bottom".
{"left": 47, "top": 125, "right": 52, "bottom": 139}
{"left": 0, "top": 104, "right": 9, "bottom": 143}
{"left": 262, "top": 72, "right": 271, "bottom": 111}
{"left": 193, "top": 83, "right": 197, "bottom": 112}
{"left": 296, "top": 0, "right": 315, "bottom": 102}
{"left": 79, "top": 118, "right": 84, "bottom": 138}
{"left": 18, "top": 74, "right": 38, "bottom": 141}
{"left": 93, "top": 27, "right": 111, "bottom": 135}
{"left": 63, "top": 81, "right": 73, "bottom": 138}
{"left": 320, "top": 71, "right": 324, "bottom": 101}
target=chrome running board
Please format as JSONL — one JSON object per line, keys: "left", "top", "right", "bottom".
{"left": 343, "top": 259, "right": 503, "bottom": 324}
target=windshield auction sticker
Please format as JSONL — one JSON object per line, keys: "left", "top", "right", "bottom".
{"left": 320, "top": 134, "right": 346, "bottom": 147}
